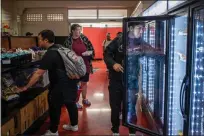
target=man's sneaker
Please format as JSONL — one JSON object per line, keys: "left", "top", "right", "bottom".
{"left": 43, "top": 130, "right": 58, "bottom": 135}
{"left": 113, "top": 133, "right": 120, "bottom": 136}
{"left": 63, "top": 124, "right": 78, "bottom": 132}
{"left": 76, "top": 102, "right": 83, "bottom": 109}
{"left": 82, "top": 99, "right": 91, "bottom": 106}
{"left": 129, "top": 134, "right": 135, "bottom": 136}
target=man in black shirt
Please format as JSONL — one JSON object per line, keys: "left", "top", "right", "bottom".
{"left": 19, "top": 30, "right": 79, "bottom": 135}
{"left": 104, "top": 34, "right": 136, "bottom": 135}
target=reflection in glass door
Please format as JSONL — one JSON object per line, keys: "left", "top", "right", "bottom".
{"left": 141, "top": 24, "right": 149, "bottom": 99}
{"left": 189, "top": 7, "right": 204, "bottom": 136}
{"left": 168, "top": 13, "right": 188, "bottom": 135}
{"left": 148, "top": 23, "right": 156, "bottom": 111}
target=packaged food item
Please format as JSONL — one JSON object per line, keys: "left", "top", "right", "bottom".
{"left": 2, "top": 73, "right": 14, "bottom": 87}
{"left": 1, "top": 77, "right": 20, "bottom": 101}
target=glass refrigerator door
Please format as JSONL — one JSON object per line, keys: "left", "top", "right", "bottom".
{"left": 189, "top": 7, "right": 204, "bottom": 136}
{"left": 147, "top": 22, "right": 156, "bottom": 111}
{"left": 167, "top": 12, "right": 188, "bottom": 135}
{"left": 154, "top": 20, "right": 166, "bottom": 127}
{"left": 123, "top": 16, "right": 167, "bottom": 135}
{"left": 141, "top": 24, "right": 149, "bottom": 99}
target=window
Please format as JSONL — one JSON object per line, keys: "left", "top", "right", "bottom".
{"left": 47, "top": 14, "right": 63, "bottom": 21}
{"left": 98, "top": 9, "right": 127, "bottom": 19}
{"left": 26, "top": 14, "right": 42, "bottom": 21}
{"left": 68, "top": 10, "right": 97, "bottom": 19}
{"left": 142, "top": 1, "right": 167, "bottom": 16}
{"left": 168, "top": 1, "right": 186, "bottom": 10}
{"left": 17, "top": 15, "right": 20, "bottom": 22}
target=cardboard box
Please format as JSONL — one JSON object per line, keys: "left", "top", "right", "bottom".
{"left": 42, "top": 90, "right": 49, "bottom": 111}
{"left": 38, "top": 90, "right": 49, "bottom": 116}
{"left": 13, "top": 112, "right": 21, "bottom": 135}
{"left": 33, "top": 96, "right": 39, "bottom": 121}
{"left": 1, "top": 118, "right": 15, "bottom": 136}
{"left": 19, "top": 101, "right": 34, "bottom": 133}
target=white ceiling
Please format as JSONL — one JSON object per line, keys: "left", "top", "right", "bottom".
{"left": 16, "top": 0, "right": 140, "bottom": 9}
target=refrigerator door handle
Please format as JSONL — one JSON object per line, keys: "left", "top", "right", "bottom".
{"left": 179, "top": 75, "right": 187, "bottom": 120}
{"left": 183, "top": 76, "right": 189, "bottom": 120}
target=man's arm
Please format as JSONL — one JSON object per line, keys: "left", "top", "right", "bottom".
{"left": 142, "top": 44, "right": 165, "bottom": 60}
{"left": 104, "top": 38, "right": 118, "bottom": 69}
{"left": 19, "top": 51, "right": 54, "bottom": 92}
{"left": 23, "top": 69, "right": 46, "bottom": 90}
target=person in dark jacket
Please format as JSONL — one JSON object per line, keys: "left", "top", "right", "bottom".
{"left": 104, "top": 22, "right": 164, "bottom": 135}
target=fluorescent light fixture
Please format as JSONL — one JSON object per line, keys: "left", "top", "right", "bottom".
{"left": 131, "top": 1, "right": 142, "bottom": 17}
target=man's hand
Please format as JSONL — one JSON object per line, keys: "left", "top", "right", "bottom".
{"left": 69, "top": 74, "right": 80, "bottom": 79}
{"left": 17, "top": 86, "right": 28, "bottom": 93}
{"left": 113, "top": 63, "right": 124, "bottom": 73}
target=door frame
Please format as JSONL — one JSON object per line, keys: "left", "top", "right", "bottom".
{"left": 165, "top": 6, "right": 190, "bottom": 136}
{"left": 186, "top": 1, "right": 204, "bottom": 136}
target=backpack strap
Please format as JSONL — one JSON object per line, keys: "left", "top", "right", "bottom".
{"left": 49, "top": 44, "right": 63, "bottom": 51}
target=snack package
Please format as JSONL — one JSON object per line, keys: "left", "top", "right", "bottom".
{"left": 2, "top": 73, "right": 15, "bottom": 87}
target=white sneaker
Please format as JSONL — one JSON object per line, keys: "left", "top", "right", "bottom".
{"left": 129, "top": 134, "right": 135, "bottom": 136}
{"left": 43, "top": 130, "right": 59, "bottom": 135}
{"left": 113, "top": 133, "right": 120, "bottom": 136}
{"left": 63, "top": 124, "right": 78, "bottom": 131}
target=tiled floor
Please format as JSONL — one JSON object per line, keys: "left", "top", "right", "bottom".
{"left": 36, "top": 61, "right": 150, "bottom": 136}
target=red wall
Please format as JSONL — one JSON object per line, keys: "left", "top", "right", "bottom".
{"left": 83, "top": 27, "right": 122, "bottom": 59}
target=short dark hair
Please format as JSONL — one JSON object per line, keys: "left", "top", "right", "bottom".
{"left": 71, "top": 24, "right": 81, "bottom": 32}
{"left": 117, "top": 32, "right": 122, "bottom": 35}
{"left": 38, "top": 30, "right": 55, "bottom": 43}
{"left": 128, "top": 22, "right": 145, "bottom": 28}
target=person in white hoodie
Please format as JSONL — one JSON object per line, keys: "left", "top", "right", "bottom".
{"left": 103, "top": 33, "right": 112, "bottom": 52}
{"left": 103, "top": 33, "right": 112, "bottom": 72}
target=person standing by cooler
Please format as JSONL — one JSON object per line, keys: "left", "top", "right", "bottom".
{"left": 63, "top": 24, "right": 95, "bottom": 109}
{"left": 104, "top": 33, "right": 136, "bottom": 135}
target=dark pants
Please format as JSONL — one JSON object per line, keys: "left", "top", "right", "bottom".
{"left": 48, "top": 88, "right": 78, "bottom": 133}
{"left": 108, "top": 80, "right": 136, "bottom": 134}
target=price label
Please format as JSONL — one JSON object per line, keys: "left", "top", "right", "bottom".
{"left": 2, "top": 59, "right": 11, "bottom": 64}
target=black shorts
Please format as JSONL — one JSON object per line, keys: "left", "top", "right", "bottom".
{"left": 80, "top": 73, "right": 90, "bottom": 82}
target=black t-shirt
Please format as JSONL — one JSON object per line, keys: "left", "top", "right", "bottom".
{"left": 39, "top": 44, "right": 78, "bottom": 89}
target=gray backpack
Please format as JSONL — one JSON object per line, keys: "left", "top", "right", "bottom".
{"left": 52, "top": 45, "right": 86, "bottom": 79}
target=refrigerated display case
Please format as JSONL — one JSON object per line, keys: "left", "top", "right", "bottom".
{"left": 141, "top": 24, "right": 148, "bottom": 100}
{"left": 167, "top": 12, "right": 188, "bottom": 136}
{"left": 147, "top": 23, "right": 156, "bottom": 111}
{"left": 122, "top": 1, "right": 204, "bottom": 136}
{"left": 189, "top": 7, "right": 204, "bottom": 136}
{"left": 123, "top": 16, "right": 167, "bottom": 136}
{"left": 140, "top": 21, "right": 166, "bottom": 129}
